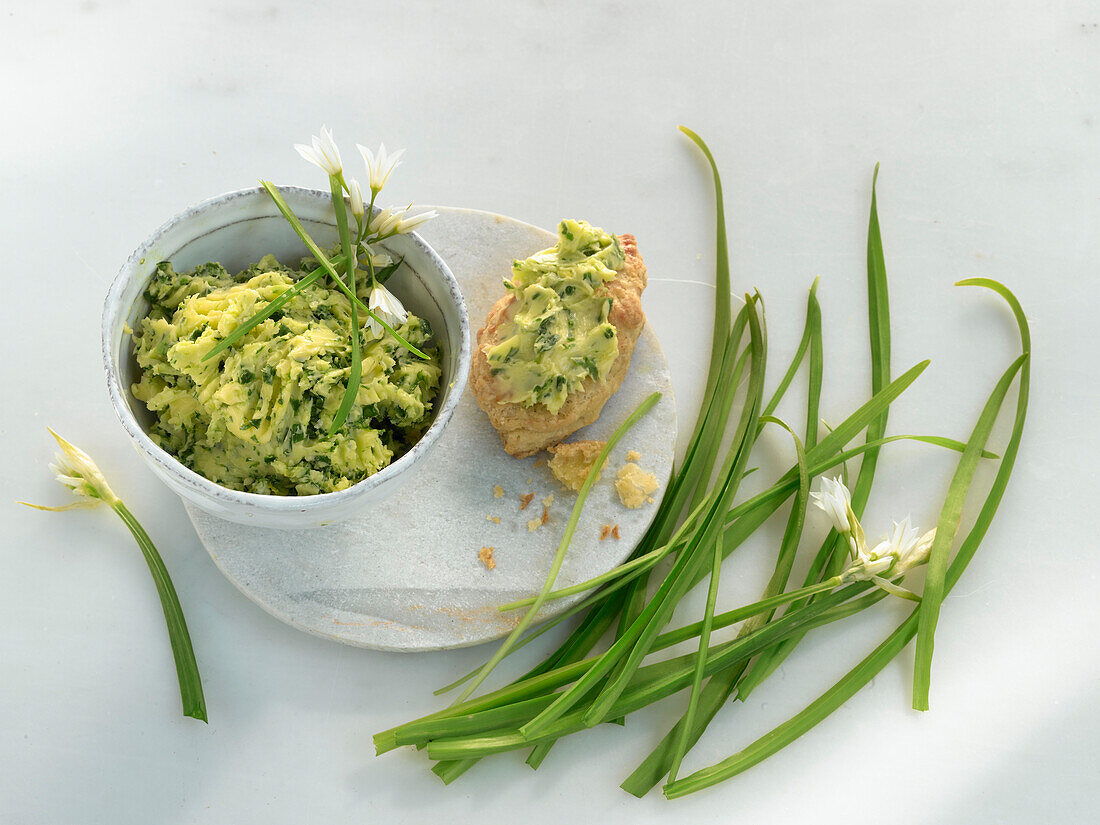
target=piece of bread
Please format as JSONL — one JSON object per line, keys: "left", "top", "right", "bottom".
{"left": 470, "top": 234, "right": 647, "bottom": 457}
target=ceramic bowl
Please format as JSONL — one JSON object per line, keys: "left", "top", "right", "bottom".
{"left": 102, "top": 187, "right": 470, "bottom": 529}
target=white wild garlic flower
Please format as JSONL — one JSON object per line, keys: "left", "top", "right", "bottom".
{"left": 370, "top": 283, "right": 409, "bottom": 324}
{"left": 810, "top": 475, "right": 854, "bottom": 535}
{"left": 24, "top": 429, "right": 120, "bottom": 510}
{"left": 364, "top": 283, "right": 409, "bottom": 338}
{"left": 812, "top": 477, "right": 935, "bottom": 601}
{"left": 367, "top": 206, "right": 437, "bottom": 238}
{"left": 873, "top": 517, "right": 937, "bottom": 575}
{"left": 357, "top": 142, "right": 405, "bottom": 193}
{"left": 395, "top": 209, "right": 438, "bottom": 235}
{"left": 367, "top": 206, "right": 404, "bottom": 238}
{"left": 348, "top": 178, "right": 365, "bottom": 218}
{"left": 294, "top": 125, "right": 343, "bottom": 176}
{"left": 840, "top": 516, "right": 937, "bottom": 599}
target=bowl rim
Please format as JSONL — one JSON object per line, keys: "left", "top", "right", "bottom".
{"left": 102, "top": 185, "right": 471, "bottom": 513}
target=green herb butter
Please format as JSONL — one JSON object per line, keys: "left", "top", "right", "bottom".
{"left": 485, "top": 219, "right": 624, "bottom": 413}
{"left": 131, "top": 255, "right": 441, "bottom": 495}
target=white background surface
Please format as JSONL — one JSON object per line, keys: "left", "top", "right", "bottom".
{"left": 2, "top": 1, "right": 1097, "bottom": 823}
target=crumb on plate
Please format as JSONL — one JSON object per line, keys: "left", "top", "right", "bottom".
{"left": 615, "top": 462, "right": 660, "bottom": 509}
{"left": 626, "top": 449, "right": 642, "bottom": 462}
{"left": 520, "top": 492, "right": 535, "bottom": 510}
{"left": 547, "top": 440, "right": 608, "bottom": 491}
{"left": 493, "top": 484, "right": 504, "bottom": 498}
{"left": 478, "top": 546, "right": 496, "bottom": 570}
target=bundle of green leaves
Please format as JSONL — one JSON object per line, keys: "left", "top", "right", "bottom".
{"left": 374, "top": 127, "right": 1030, "bottom": 799}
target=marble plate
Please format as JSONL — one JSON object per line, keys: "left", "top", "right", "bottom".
{"left": 186, "top": 207, "right": 676, "bottom": 651}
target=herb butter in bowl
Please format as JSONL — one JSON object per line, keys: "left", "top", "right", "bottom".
{"left": 103, "top": 186, "right": 470, "bottom": 528}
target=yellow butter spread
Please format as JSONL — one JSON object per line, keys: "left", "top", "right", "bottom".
{"left": 485, "top": 219, "right": 624, "bottom": 413}
{"left": 131, "top": 256, "right": 441, "bottom": 495}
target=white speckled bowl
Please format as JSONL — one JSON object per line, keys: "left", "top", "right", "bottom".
{"left": 102, "top": 187, "right": 470, "bottom": 529}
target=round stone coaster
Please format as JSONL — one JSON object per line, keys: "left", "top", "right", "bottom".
{"left": 186, "top": 206, "right": 676, "bottom": 651}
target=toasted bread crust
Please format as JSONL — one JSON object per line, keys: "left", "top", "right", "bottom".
{"left": 470, "top": 234, "right": 647, "bottom": 457}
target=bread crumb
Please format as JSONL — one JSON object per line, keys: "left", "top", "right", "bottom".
{"left": 542, "top": 493, "right": 555, "bottom": 507}
{"left": 478, "top": 546, "right": 496, "bottom": 570}
{"left": 615, "top": 462, "right": 660, "bottom": 509}
{"left": 485, "top": 514, "right": 501, "bottom": 524}
{"left": 547, "top": 440, "right": 608, "bottom": 491}
{"left": 646, "top": 496, "right": 655, "bottom": 504}
{"left": 527, "top": 516, "right": 542, "bottom": 532}
{"left": 493, "top": 485, "right": 504, "bottom": 498}
{"left": 520, "top": 492, "right": 535, "bottom": 510}
{"left": 533, "top": 458, "right": 545, "bottom": 468}
{"left": 612, "top": 524, "right": 620, "bottom": 539}
{"left": 600, "top": 524, "right": 612, "bottom": 540}
{"left": 626, "top": 450, "right": 642, "bottom": 462}
{"left": 526, "top": 477, "right": 533, "bottom": 485}
{"left": 541, "top": 504, "right": 550, "bottom": 524}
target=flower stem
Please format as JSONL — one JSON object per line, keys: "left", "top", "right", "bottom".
{"left": 110, "top": 502, "right": 207, "bottom": 722}
{"left": 329, "top": 173, "right": 362, "bottom": 434}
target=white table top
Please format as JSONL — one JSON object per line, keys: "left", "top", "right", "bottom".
{"left": 3, "top": 1, "right": 1097, "bottom": 822}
